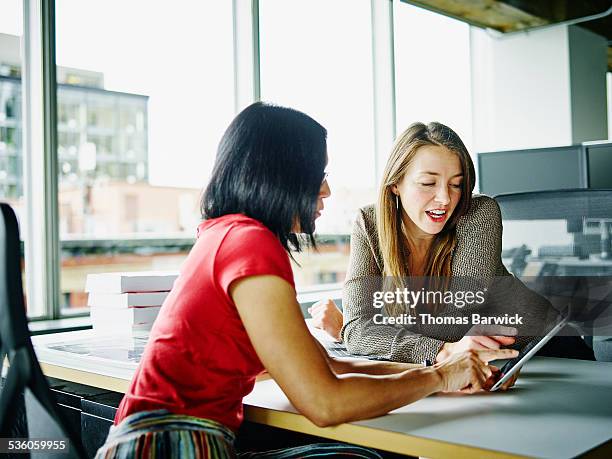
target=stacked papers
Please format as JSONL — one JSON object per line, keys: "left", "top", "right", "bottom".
{"left": 85, "top": 271, "right": 178, "bottom": 335}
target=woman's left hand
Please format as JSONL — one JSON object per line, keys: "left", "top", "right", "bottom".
{"left": 485, "top": 365, "right": 520, "bottom": 391}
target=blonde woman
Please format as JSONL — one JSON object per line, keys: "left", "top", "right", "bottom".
{"left": 312, "top": 122, "right": 548, "bottom": 373}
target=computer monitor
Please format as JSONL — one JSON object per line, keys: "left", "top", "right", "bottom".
{"left": 586, "top": 143, "right": 612, "bottom": 189}
{"left": 477, "top": 145, "right": 587, "bottom": 196}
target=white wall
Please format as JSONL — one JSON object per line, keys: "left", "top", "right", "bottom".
{"left": 470, "top": 25, "right": 573, "bottom": 153}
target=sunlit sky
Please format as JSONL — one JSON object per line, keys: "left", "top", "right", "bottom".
{"left": 54, "top": 0, "right": 235, "bottom": 190}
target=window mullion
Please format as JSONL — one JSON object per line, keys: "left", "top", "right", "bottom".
{"left": 22, "top": 0, "right": 60, "bottom": 320}
{"left": 371, "top": 0, "right": 396, "bottom": 188}
{"left": 232, "top": 0, "right": 261, "bottom": 113}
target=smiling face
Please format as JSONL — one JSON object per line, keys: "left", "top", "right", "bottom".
{"left": 393, "top": 145, "right": 463, "bottom": 239}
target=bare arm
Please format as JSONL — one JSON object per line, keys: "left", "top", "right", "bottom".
{"left": 330, "top": 358, "right": 419, "bottom": 375}
{"left": 231, "top": 275, "right": 517, "bottom": 427}
{"left": 310, "top": 337, "right": 419, "bottom": 375}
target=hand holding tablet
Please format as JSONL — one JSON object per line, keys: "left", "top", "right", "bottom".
{"left": 489, "top": 314, "right": 569, "bottom": 392}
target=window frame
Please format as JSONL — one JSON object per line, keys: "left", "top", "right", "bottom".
{"left": 22, "top": 0, "right": 60, "bottom": 320}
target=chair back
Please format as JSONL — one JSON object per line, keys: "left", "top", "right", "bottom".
{"left": 0, "top": 203, "right": 86, "bottom": 458}
{"left": 495, "top": 189, "right": 612, "bottom": 360}
{"left": 495, "top": 189, "right": 612, "bottom": 277}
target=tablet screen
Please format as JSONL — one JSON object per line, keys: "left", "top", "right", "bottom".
{"left": 499, "top": 337, "right": 541, "bottom": 375}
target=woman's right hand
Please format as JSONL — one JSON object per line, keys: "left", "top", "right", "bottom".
{"left": 308, "top": 299, "right": 343, "bottom": 342}
{"left": 435, "top": 349, "right": 519, "bottom": 393}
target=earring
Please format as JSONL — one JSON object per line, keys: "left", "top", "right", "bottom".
{"left": 395, "top": 194, "right": 399, "bottom": 210}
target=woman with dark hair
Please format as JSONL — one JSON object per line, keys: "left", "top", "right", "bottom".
{"left": 96, "top": 106, "right": 516, "bottom": 459}
{"left": 312, "top": 121, "right": 548, "bottom": 370}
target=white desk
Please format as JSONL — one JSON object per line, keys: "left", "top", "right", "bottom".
{"left": 32, "top": 330, "right": 612, "bottom": 458}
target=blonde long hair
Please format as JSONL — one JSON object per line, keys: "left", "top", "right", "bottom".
{"left": 377, "top": 122, "right": 475, "bottom": 314}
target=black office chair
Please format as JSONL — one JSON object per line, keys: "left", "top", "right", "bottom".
{"left": 495, "top": 189, "right": 612, "bottom": 361}
{"left": 0, "top": 203, "right": 87, "bottom": 458}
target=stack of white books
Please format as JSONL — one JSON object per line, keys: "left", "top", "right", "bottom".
{"left": 85, "top": 271, "right": 179, "bottom": 335}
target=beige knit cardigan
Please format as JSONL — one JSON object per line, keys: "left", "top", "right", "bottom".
{"left": 341, "top": 195, "right": 551, "bottom": 363}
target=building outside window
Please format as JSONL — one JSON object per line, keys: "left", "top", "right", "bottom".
{"left": 0, "top": 3, "right": 41, "bottom": 315}
{"left": 0, "top": 75, "right": 22, "bottom": 200}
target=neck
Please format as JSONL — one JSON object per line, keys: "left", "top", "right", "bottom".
{"left": 407, "top": 237, "right": 431, "bottom": 259}
{"left": 405, "top": 237, "right": 431, "bottom": 277}
{"left": 401, "top": 217, "right": 434, "bottom": 256}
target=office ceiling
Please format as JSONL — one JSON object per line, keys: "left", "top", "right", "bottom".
{"left": 401, "top": 0, "right": 612, "bottom": 71}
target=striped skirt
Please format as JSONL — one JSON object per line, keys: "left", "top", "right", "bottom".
{"left": 95, "top": 410, "right": 236, "bottom": 458}
{"left": 95, "top": 410, "right": 382, "bottom": 458}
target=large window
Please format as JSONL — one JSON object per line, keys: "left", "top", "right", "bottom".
{"left": 260, "top": 0, "right": 375, "bottom": 288}
{"left": 55, "top": 1, "right": 234, "bottom": 314}
{"left": 394, "top": 2, "right": 472, "bottom": 152}
{"left": 15, "top": 0, "right": 480, "bottom": 318}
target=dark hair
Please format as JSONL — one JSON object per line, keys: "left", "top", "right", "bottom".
{"left": 201, "top": 102, "right": 327, "bottom": 252}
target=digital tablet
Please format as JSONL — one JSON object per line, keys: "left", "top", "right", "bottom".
{"left": 490, "top": 314, "right": 569, "bottom": 391}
